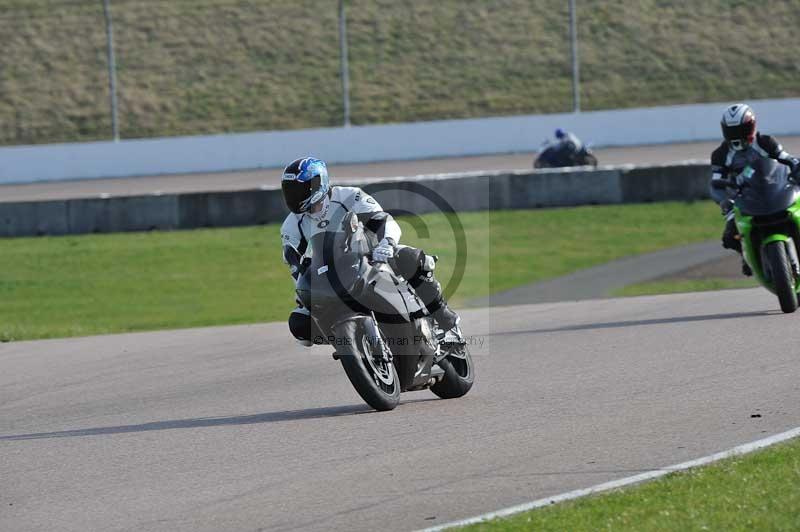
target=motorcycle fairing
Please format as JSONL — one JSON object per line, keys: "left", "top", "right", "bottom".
{"left": 737, "top": 192, "right": 800, "bottom": 294}
{"left": 735, "top": 159, "right": 799, "bottom": 216}
{"left": 297, "top": 226, "right": 428, "bottom": 339}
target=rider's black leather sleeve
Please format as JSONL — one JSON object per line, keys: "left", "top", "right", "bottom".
{"left": 760, "top": 134, "right": 799, "bottom": 168}
{"left": 756, "top": 134, "right": 783, "bottom": 158}
{"left": 710, "top": 142, "right": 729, "bottom": 177}
{"left": 710, "top": 142, "right": 731, "bottom": 204}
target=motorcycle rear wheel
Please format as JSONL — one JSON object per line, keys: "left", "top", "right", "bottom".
{"left": 336, "top": 319, "right": 401, "bottom": 411}
{"left": 765, "top": 241, "right": 798, "bottom": 314}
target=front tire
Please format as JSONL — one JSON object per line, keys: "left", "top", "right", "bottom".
{"left": 765, "top": 241, "right": 798, "bottom": 313}
{"left": 336, "top": 319, "right": 400, "bottom": 411}
{"left": 431, "top": 343, "right": 474, "bottom": 399}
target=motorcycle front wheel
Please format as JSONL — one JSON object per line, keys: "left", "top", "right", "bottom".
{"left": 335, "top": 318, "right": 400, "bottom": 411}
{"left": 765, "top": 241, "right": 798, "bottom": 314}
{"left": 431, "top": 343, "right": 474, "bottom": 399}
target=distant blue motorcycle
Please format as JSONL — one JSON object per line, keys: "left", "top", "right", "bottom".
{"left": 534, "top": 140, "right": 598, "bottom": 169}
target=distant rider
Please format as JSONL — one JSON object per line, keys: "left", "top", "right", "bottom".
{"left": 554, "top": 128, "right": 583, "bottom": 158}
{"left": 279, "top": 157, "right": 461, "bottom": 346}
{"left": 709, "top": 103, "right": 800, "bottom": 276}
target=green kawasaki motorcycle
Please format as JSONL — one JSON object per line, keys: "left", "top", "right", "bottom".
{"left": 715, "top": 158, "right": 800, "bottom": 313}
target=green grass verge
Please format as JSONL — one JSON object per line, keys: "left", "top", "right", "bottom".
{"left": 1, "top": 0, "right": 799, "bottom": 144}
{"left": 0, "top": 202, "right": 720, "bottom": 341}
{"left": 462, "top": 437, "right": 800, "bottom": 532}
{"left": 615, "top": 278, "right": 758, "bottom": 297}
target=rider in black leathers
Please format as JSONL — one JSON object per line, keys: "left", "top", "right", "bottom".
{"left": 709, "top": 103, "right": 800, "bottom": 276}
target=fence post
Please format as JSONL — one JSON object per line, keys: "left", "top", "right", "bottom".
{"left": 338, "top": 0, "right": 351, "bottom": 127}
{"left": 569, "top": 0, "right": 581, "bottom": 113}
{"left": 102, "top": 0, "right": 120, "bottom": 140}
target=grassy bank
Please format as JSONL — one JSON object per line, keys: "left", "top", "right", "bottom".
{"left": 463, "top": 437, "right": 800, "bottom": 532}
{"left": 0, "top": 202, "right": 720, "bottom": 342}
{"left": 1, "top": 0, "right": 798, "bottom": 144}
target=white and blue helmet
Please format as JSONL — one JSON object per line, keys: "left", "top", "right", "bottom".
{"left": 281, "top": 157, "right": 330, "bottom": 213}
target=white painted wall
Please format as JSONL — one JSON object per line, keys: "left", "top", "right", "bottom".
{"left": 2, "top": 97, "right": 799, "bottom": 185}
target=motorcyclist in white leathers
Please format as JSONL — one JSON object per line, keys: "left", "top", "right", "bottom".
{"left": 279, "top": 157, "right": 460, "bottom": 346}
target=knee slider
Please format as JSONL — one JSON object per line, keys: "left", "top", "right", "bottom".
{"left": 421, "top": 253, "right": 437, "bottom": 273}
{"left": 416, "top": 253, "right": 437, "bottom": 284}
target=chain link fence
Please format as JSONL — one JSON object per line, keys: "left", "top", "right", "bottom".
{"left": 1, "top": 0, "right": 799, "bottom": 146}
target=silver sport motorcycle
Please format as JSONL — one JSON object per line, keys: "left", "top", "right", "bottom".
{"left": 295, "top": 212, "right": 474, "bottom": 411}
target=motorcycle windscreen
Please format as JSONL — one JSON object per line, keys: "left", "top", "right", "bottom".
{"left": 736, "top": 159, "right": 799, "bottom": 216}
{"left": 297, "top": 231, "right": 361, "bottom": 309}
{"left": 322, "top": 232, "right": 361, "bottom": 287}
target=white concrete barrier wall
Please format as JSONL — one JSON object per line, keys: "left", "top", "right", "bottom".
{"left": 1, "top": 97, "right": 797, "bottom": 185}
{"left": 0, "top": 164, "right": 712, "bottom": 238}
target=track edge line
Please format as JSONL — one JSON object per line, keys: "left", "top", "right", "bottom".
{"left": 417, "top": 426, "right": 800, "bottom": 531}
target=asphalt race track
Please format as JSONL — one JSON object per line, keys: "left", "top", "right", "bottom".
{"left": 2, "top": 288, "right": 799, "bottom": 532}
{"left": 4, "top": 137, "right": 800, "bottom": 202}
